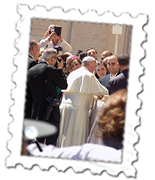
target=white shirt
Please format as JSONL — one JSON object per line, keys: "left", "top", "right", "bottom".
{"left": 110, "top": 73, "right": 118, "bottom": 79}
{"left": 38, "top": 38, "right": 72, "bottom": 54}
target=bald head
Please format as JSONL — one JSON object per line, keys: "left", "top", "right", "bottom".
{"left": 107, "top": 55, "right": 119, "bottom": 76}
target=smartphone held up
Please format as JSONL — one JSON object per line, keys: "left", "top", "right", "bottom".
{"left": 49, "top": 25, "right": 62, "bottom": 36}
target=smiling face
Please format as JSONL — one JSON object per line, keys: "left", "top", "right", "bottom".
{"left": 70, "top": 59, "right": 81, "bottom": 71}
{"left": 96, "top": 64, "right": 107, "bottom": 79}
{"left": 107, "top": 55, "right": 119, "bottom": 75}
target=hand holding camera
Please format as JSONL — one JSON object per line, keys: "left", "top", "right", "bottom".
{"left": 48, "top": 30, "right": 57, "bottom": 42}
{"left": 49, "top": 26, "right": 62, "bottom": 36}
{"left": 57, "top": 57, "right": 64, "bottom": 69}
{"left": 48, "top": 26, "right": 62, "bottom": 41}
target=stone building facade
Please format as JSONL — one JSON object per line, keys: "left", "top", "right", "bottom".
{"left": 30, "top": 18, "right": 132, "bottom": 58}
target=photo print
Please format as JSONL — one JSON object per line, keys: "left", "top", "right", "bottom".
{"left": 6, "top": 2, "right": 150, "bottom": 179}
{"left": 22, "top": 18, "right": 132, "bottom": 153}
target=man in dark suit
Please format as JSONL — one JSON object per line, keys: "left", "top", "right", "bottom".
{"left": 108, "top": 54, "right": 129, "bottom": 95}
{"left": 24, "top": 40, "right": 41, "bottom": 119}
{"left": 28, "top": 40, "right": 41, "bottom": 69}
{"left": 26, "top": 48, "right": 67, "bottom": 145}
{"left": 100, "top": 55, "right": 120, "bottom": 88}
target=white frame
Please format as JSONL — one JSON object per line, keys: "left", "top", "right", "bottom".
{"left": 6, "top": 4, "right": 147, "bottom": 178}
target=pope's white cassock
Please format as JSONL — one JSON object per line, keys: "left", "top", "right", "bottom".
{"left": 57, "top": 66, "right": 108, "bottom": 147}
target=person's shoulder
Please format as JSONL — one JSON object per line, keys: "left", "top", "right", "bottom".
{"left": 28, "top": 61, "right": 46, "bottom": 71}
{"left": 28, "top": 62, "right": 39, "bottom": 71}
{"left": 103, "top": 74, "right": 110, "bottom": 79}
{"left": 69, "top": 66, "right": 86, "bottom": 76}
{"left": 100, "top": 74, "right": 110, "bottom": 81}
{"left": 114, "top": 72, "right": 125, "bottom": 80}
{"left": 28, "top": 55, "right": 33, "bottom": 60}
{"left": 46, "top": 65, "right": 58, "bottom": 75}
{"left": 28, "top": 62, "right": 38, "bottom": 70}
{"left": 122, "top": 69, "right": 129, "bottom": 76}
{"left": 47, "top": 64, "right": 56, "bottom": 70}
{"left": 28, "top": 55, "right": 36, "bottom": 62}
{"left": 109, "top": 75, "right": 119, "bottom": 83}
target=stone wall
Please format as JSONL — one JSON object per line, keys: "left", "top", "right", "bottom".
{"left": 30, "top": 18, "right": 132, "bottom": 59}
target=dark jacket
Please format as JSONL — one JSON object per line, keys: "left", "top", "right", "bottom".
{"left": 27, "top": 61, "right": 67, "bottom": 121}
{"left": 100, "top": 72, "right": 120, "bottom": 88}
{"left": 108, "top": 69, "right": 129, "bottom": 95}
{"left": 24, "top": 55, "right": 38, "bottom": 119}
{"left": 28, "top": 55, "right": 38, "bottom": 70}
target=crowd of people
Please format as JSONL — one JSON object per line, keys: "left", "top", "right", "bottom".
{"left": 23, "top": 24, "right": 129, "bottom": 162}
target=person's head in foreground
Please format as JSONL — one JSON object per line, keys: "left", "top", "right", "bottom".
{"left": 97, "top": 89, "right": 127, "bottom": 150}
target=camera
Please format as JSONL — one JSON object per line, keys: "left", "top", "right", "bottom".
{"left": 44, "top": 96, "right": 60, "bottom": 121}
{"left": 56, "top": 57, "right": 66, "bottom": 68}
{"left": 54, "top": 26, "right": 62, "bottom": 36}
{"left": 54, "top": 46, "right": 62, "bottom": 54}
{"left": 48, "top": 26, "right": 62, "bottom": 36}
{"left": 57, "top": 58, "right": 62, "bottom": 62}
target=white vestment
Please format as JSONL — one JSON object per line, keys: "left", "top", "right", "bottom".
{"left": 57, "top": 66, "right": 108, "bottom": 147}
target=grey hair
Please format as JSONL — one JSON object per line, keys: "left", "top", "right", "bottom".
{"left": 82, "top": 61, "right": 90, "bottom": 67}
{"left": 42, "top": 48, "right": 57, "bottom": 61}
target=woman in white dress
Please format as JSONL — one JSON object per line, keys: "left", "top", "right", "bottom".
{"left": 57, "top": 56, "right": 108, "bottom": 147}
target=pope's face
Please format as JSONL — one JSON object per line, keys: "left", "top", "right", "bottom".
{"left": 89, "top": 60, "right": 96, "bottom": 73}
